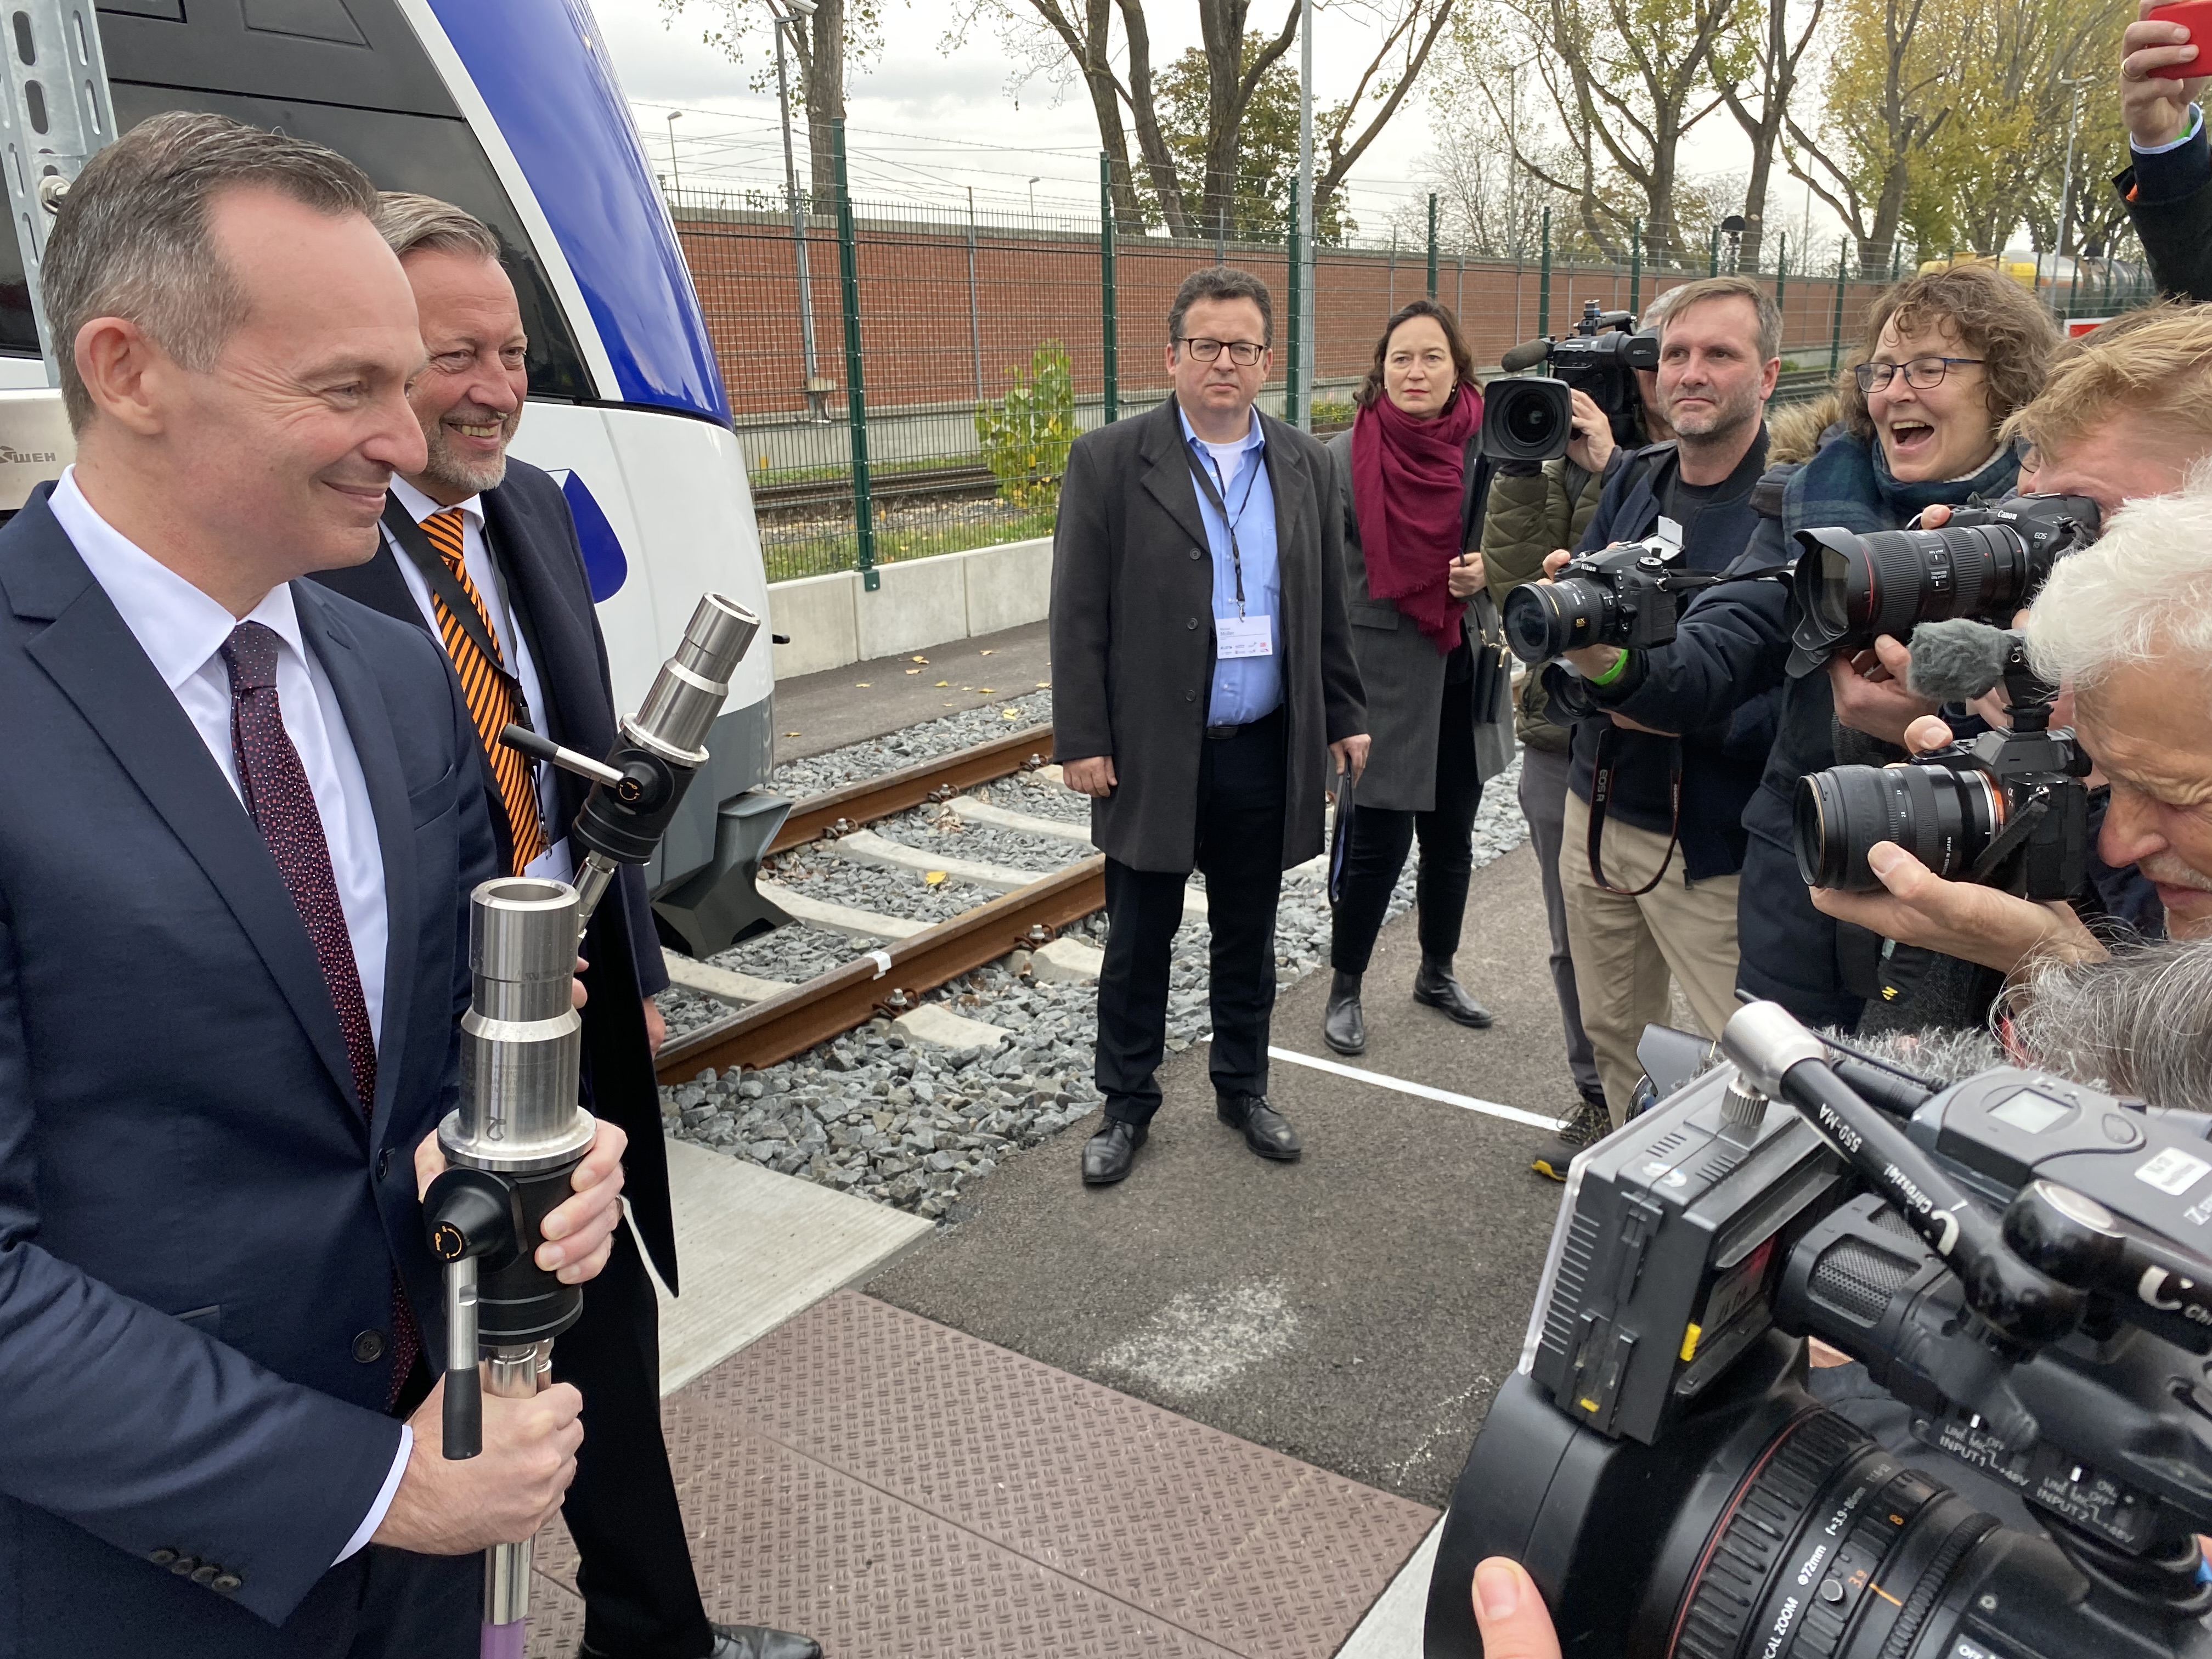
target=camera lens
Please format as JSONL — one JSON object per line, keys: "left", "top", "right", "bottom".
{"left": 1669, "top": 1410, "right": 2005, "bottom": 1659}
{"left": 1795, "top": 761, "right": 2001, "bottom": 890}
{"left": 1503, "top": 577, "right": 1610, "bottom": 663}
{"left": 1791, "top": 524, "right": 2036, "bottom": 656}
{"left": 1506, "top": 393, "right": 1560, "bottom": 449}
{"left": 1480, "top": 376, "right": 1574, "bottom": 464}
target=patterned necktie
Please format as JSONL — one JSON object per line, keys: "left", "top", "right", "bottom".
{"left": 419, "top": 507, "right": 548, "bottom": 874}
{"left": 221, "top": 621, "right": 420, "bottom": 1403}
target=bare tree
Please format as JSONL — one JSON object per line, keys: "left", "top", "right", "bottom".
{"left": 1717, "top": 0, "right": 1822, "bottom": 269}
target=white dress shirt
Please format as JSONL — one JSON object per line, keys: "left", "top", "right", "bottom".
{"left": 48, "top": 467, "right": 410, "bottom": 1563}
{"left": 386, "top": 476, "right": 572, "bottom": 883}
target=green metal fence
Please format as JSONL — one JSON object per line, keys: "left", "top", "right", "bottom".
{"left": 673, "top": 128, "right": 2157, "bottom": 585}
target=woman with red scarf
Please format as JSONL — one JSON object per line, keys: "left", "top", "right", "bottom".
{"left": 1321, "top": 299, "right": 1514, "bottom": 1056}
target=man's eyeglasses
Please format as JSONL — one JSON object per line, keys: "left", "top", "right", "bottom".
{"left": 1179, "top": 336, "right": 1267, "bottom": 365}
{"left": 1852, "top": 356, "right": 1984, "bottom": 393}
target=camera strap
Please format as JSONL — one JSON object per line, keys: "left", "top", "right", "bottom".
{"left": 1585, "top": 725, "right": 1682, "bottom": 896}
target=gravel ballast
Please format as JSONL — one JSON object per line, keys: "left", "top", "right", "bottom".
{"left": 659, "top": 698, "right": 1528, "bottom": 1221}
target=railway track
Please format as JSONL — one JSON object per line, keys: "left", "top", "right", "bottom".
{"left": 656, "top": 726, "right": 1098, "bottom": 1082}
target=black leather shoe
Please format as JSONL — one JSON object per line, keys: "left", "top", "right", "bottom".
{"left": 1413, "top": 958, "right": 1493, "bottom": 1028}
{"left": 708, "top": 1628, "right": 822, "bottom": 1659}
{"left": 1217, "top": 1092, "right": 1301, "bottom": 1161}
{"left": 1082, "top": 1119, "right": 1147, "bottom": 1184}
{"left": 1322, "top": 969, "right": 1365, "bottom": 1055}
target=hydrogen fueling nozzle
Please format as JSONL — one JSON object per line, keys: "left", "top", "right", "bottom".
{"left": 500, "top": 592, "right": 760, "bottom": 939}
{"left": 423, "top": 877, "right": 592, "bottom": 1658}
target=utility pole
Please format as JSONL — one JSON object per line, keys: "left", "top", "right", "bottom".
{"left": 769, "top": 0, "right": 828, "bottom": 419}
{"left": 1295, "top": 0, "right": 1316, "bottom": 430}
{"left": 2050, "top": 74, "right": 2090, "bottom": 308}
{"left": 665, "top": 109, "right": 682, "bottom": 198}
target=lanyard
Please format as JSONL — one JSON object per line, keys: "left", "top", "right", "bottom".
{"left": 1186, "top": 441, "right": 1263, "bottom": 618}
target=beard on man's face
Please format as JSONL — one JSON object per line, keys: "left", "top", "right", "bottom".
{"left": 417, "top": 400, "right": 517, "bottom": 497}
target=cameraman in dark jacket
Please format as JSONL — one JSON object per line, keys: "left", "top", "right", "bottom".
{"left": 1526, "top": 276, "right": 1780, "bottom": 1167}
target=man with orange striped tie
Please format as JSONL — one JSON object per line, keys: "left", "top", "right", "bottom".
{"left": 313, "top": 193, "right": 819, "bottom": 1659}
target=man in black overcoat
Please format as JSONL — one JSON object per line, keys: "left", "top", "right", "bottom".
{"left": 1051, "top": 266, "right": 1368, "bottom": 1187}
{"left": 312, "top": 195, "right": 817, "bottom": 1659}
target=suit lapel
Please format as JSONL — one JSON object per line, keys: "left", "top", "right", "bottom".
{"left": 4, "top": 501, "right": 362, "bottom": 1118}
{"left": 294, "top": 582, "right": 418, "bottom": 1143}
{"left": 1138, "top": 398, "right": 1215, "bottom": 554}
{"left": 1260, "top": 411, "right": 1309, "bottom": 566}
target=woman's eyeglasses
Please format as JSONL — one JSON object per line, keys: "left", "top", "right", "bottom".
{"left": 1853, "top": 356, "right": 1984, "bottom": 393}
{"left": 1180, "top": 337, "right": 1267, "bottom": 365}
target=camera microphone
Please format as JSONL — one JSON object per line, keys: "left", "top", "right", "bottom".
{"left": 1905, "top": 618, "right": 2018, "bottom": 703}
{"left": 1498, "top": 338, "right": 1551, "bottom": 373}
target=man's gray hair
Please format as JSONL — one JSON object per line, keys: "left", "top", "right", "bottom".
{"left": 375, "top": 191, "right": 501, "bottom": 263}
{"left": 2025, "top": 462, "right": 2212, "bottom": 693}
{"left": 41, "top": 111, "right": 379, "bottom": 432}
{"left": 2004, "top": 935, "right": 2212, "bottom": 1109}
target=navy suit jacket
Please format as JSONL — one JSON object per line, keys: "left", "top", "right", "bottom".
{"left": 311, "top": 460, "right": 678, "bottom": 1290}
{"left": 0, "top": 488, "right": 498, "bottom": 1646}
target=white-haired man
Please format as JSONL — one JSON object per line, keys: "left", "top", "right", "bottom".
{"left": 1812, "top": 470, "right": 2212, "bottom": 969}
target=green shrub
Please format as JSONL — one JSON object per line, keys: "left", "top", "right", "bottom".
{"left": 1309, "top": 396, "right": 1355, "bottom": 429}
{"left": 975, "top": 341, "right": 1077, "bottom": 507}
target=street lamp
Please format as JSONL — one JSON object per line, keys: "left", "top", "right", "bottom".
{"left": 766, "top": 0, "right": 830, "bottom": 420}
{"left": 665, "top": 109, "right": 682, "bottom": 200}
{"left": 2049, "top": 74, "right": 2091, "bottom": 308}
{"left": 1028, "top": 177, "right": 1040, "bottom": 219}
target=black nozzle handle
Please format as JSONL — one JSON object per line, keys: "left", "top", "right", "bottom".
{"left": 424, "top": 1167, "right": 517, "bottom": 1462}
{"left": 499, "top": 721, "right": 627, "bottom": 790}
{"left": 1723, "top": 1001, "right": 2087, "bottom": 1348}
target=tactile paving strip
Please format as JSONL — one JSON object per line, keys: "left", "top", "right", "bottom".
{"left": 528, "top": 1289, "right": 1437, "bottom": 1657}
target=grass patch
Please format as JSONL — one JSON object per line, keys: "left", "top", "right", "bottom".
{"left": 763, "top": 500, "right": 1059, "bottom": 584}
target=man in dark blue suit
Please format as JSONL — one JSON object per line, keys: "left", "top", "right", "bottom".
{"left": 310, "top": 195, "right": 817, "bottom": 1659}
{"left": 0, "top": 114, "right": 631, "bottom": 1655}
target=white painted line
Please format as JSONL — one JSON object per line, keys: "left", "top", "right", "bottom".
{"left": 1334, "top": 1518, "right": 1443, "bottom": 1659}
{"left": 1261, "top": 1044, "right": 1567, "bottom": 1131}
{"left": 653, "top": 1138, "right": 933, "bottom": 1395}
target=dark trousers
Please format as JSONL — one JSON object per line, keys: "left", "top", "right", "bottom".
{"left": 1329, "top": 684, "right": 1485, "bottom": 975}
{"left": 1096, "top": 709, "right": 1288, "bottom": 1125}
{"left": 551, "top": 1221, "right": 714, "bottom": 1659}
{"left": 1735, "top": 829, "right": 1866, "bottom": 1032}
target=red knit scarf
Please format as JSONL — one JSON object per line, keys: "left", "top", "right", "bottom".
{"left": 1349, "top": 385, "right": 1482, "bottom": 654}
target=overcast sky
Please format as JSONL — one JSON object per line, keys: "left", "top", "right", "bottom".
{"left": 592, "top": 0, "right": 1826, "bottom": 244}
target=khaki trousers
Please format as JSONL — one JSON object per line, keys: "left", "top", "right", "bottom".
{"left": 1559, "top": 788, "right": 1742, "bottom": 1126}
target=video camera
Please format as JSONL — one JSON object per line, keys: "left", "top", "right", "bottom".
{"left": 1796, "top": 629, "right": 2093, "bottom": 904}
{"left": 1482, "top": 300, "right": 1659, "bottom": 464}
{"left": 1502, "top": 534, "right": 1722, "bottom": 666}
{"left": 1789, "top": 493, "right": 2101, "bottom": 669}
{"left": 1424, "top": 998, "right": 2212, "bottom": 1659}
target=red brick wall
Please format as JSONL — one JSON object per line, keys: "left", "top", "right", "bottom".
{"left": 677, "top": 210, "right": 1893, "bottom": 423}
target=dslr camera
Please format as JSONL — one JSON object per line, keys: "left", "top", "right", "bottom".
{"left": 1482, "top": 300, "right": 1660, "bottom": 464}
{"left": 1425, "top": 998, "right": 2212, "bottom": 1659}
{"left": 1796, "top": 631, "right": 2092, "bottom": 904}
{"left": 1790, "top": 493, "right": 2101, "bottom": 667}
{"left": 1503, "top": 535, "right": 1722, "bottom": 665}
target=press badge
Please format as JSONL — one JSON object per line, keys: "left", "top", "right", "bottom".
{"left": 1216, "top": 614, "right": 1273, "bottom": 658}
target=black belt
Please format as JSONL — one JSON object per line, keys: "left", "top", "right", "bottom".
{"left": 1205, "top": 707, "right": 1283, "bottom": 740}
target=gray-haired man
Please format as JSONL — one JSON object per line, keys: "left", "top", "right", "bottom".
{"left": 311, "top": 194, "right": 819, "bottom": 1659}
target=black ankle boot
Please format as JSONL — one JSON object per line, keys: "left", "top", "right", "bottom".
{"left": 1413, "top": 958, "right": 1493, "bottom": 1028}
{"left": 1323, "top": 969, "right": 1366, "bottom": 1054}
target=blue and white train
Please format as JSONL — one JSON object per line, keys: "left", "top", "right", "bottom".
{"left": 0, "top": 0, "right": 785, "bottom": 953}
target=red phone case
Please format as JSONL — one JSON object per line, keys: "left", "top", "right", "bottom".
{"left": 2148, "top": 0, "right": 2212, "bottom": 44}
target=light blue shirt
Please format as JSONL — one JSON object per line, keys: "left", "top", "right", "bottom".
{"left": 1178, "top": 408, "right": 1282, "bottom": 725}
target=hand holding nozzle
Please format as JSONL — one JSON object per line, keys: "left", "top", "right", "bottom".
{"left": 368, "top": 1375, "right": 583, "bottom": 1556}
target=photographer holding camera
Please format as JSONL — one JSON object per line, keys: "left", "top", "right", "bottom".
{"left": 1810, "top": 306, "right": 2212, "bottom": 973}
{"left": 1518, "top": 275, "right": 1780, "bottom": 1163}
{"left": 1486, "top": 284, "right": 1686, "bottom": 1125}
{"left": 2119, "top": 0, "right": 2212, "bottom": 303}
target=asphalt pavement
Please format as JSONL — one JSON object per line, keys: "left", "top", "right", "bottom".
{"left": 771, "top": 620, "right": 1054, "bottom": 760}
{"left": 867, "top": 836, "right": 1582, "bottom": 1509}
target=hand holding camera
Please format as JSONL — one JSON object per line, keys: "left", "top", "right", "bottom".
{"left": 2124, "top": 1, "right": 2211, "bottom": 148}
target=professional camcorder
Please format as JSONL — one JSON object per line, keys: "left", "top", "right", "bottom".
{"left": 1789, "top": 493, "right": 2101, "bottom": 667}
{"left": 1503, "top": 535, "right": 1722, "bottom": 665}
{"left": 1425, "top": 998, "right": 2212, "bottom": 1659}
{"left": 1483, "top": 300, "right": 1660, "bottom": 462}
{"left": 1796, "top": 628, "right": 2092, "bottom": 904}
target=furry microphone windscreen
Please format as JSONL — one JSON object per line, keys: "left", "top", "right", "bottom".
{"left": 1905, "top": 619, "right": 2017, "bottom": 703}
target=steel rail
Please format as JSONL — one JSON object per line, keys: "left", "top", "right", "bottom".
{"left": 768, "top": 726, "right": 1056, "bottom": 853}
{"left": 656, "top": 855, "right": 1105, "bottom": 1080}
